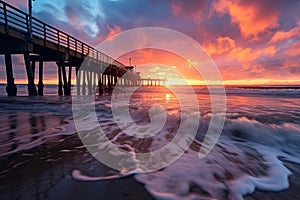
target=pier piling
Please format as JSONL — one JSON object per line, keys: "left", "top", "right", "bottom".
{"left": 24, "top": 53, "right": 37, "bottom": 96}
{"left": 4, "top": 54, "right": 17, "bottom": 96}
{"left": 38, "top": 61, "right": 44, "bottom": 96}
{"left": 57, "top": 66, "right": 63, "bottom": 96}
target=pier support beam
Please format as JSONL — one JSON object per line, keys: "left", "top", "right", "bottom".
{"left": 88, "top": 71, "right": 93, "bottom": 95}
{"left": 98, "top": 74, "right": 103, "bottom": 96}
{"left": 76, "top": 68, "right": 80, "bottom": 95}
{"left": 4, "top": 54, "right": 17, "bottom": 96}
{"left": 114, "top": 74, "right": 118, "bottom": 86}
{"left": 61, "top": 63, "right": 70, "bottom": 96}
{"left": 93, "top": 71, "right": 96, "bottom": 90}
{"left": 31, "top": 61, "right": 35, "bottom": 80}
{"left": 82, "top": 70, "right": 86, "bottom": 95}
{"left": 102, "top": 74, "right": 106, "bottom": 93}
{"left": 57, "top": 66, "right": 63, "bottom": 96}
{"left": 24, "top": 53, "right": 37, "bottom": 96}
{"left": 68, "top": 66, "right": 72, "bottom": 90}
{"left": 108, "top": 74, "right": 111, "bottom": 93}
{"left": 38, "top": 61, "right": 44, "bottom": 96}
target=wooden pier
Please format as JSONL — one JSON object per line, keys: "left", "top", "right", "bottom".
{"left": 0, "top": 1, "right": 140, "bottom": 96}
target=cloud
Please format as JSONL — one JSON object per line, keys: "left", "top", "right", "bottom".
{"left": 205, "top": 36, "right": 236, "bottom": 54}
{"left": 212, "top": 0, "right": 280, "bottom": 38}
{"left": 263, "top": 46, "right": 277, "bottom": 56}
{"left": 270, "top": 20, "right": 300, "bottom": 43}
{"left": 283, "top": 40, "right": 300, "bottom": 57}
{"left": 204, "top": 36, "right": 260, "bottom": 63}
{"left": 171, "top": 0, "right": 208, "bottom": 21}
{"left": 203, "top": 35, "right": 284, "bottom": 81}
{"left": 102, "top": 24, "right": 123, "bottom": 41}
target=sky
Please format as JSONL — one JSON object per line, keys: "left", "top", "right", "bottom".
{"left": 1, "top": 0, "right": 300, "bottom": 85}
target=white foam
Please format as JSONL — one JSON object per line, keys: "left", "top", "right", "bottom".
{"left": 227, "top": 146, "right": 292, "bottom": 200}
{"left": 134, "top": 117, "right": 300, "bottom": 200}
{"left": 71, "top": 168, "right": 139, "bottom": 181}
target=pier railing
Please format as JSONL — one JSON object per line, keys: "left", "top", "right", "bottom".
{"left": 0, "top": 0, "right": 125, "bottom": 70}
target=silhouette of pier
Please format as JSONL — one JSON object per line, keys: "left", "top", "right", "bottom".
{"left": 0, "top": 1, "right": 144, "bottom": 96}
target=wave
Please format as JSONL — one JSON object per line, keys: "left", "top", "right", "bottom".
{"left": 134, "top": 117, "right": 300, "bottom": 200}
{"left": 123, "top": 86, "right": 300, "bottom": 97}
{"left": 71, "top": 109, "right": 300, "bottom": 199}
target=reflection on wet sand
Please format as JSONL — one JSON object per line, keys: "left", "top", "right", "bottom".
{"left": 0, "top": 134, "right": 89, "bottom": 199}
{"left": 0, "top": 96, "right": 154, "bottom": 200}
{"left": 0, "top": 109, "right": 76, "bottom": 198}
{"left": 0, "top": 110, "right": 73, "bottom": 156}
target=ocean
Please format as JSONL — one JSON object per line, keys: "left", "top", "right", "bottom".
{"left": 0, "top": 84, "right": 300, "bottom": 200}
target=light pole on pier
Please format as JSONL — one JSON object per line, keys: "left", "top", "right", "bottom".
{"left": 28, "top": 0, "right": 35, "bottom": 40}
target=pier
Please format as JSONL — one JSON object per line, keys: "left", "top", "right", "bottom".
{"left": 0, "top": 1, "right": 141, "bottom": 96}
{"left": 141, "top": 78, "right": 167, "bottom": 86}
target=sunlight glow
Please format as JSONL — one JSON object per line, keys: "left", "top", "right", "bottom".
{"left": 165, "top": 93, "right": 171, "bottom": 102}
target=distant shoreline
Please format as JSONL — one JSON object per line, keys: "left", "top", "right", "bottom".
{"left": 1, "top": 83, "right": 300, "bottom": 88}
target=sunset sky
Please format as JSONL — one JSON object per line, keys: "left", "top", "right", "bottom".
{"left": 1, "top": 0, "right": 300, "bottom": 85}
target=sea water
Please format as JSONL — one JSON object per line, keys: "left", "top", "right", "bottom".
{"left": 0, "top": 85, "right": 300, "bottom": 200}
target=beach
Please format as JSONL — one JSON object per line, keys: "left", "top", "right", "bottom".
{"left": 0, "top": 85, "right": 300, "bottom": 200}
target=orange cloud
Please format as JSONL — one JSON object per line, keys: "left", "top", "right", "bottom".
{"left": 212, "top": 0, "right": 279, "bottom": 38}
{"left": 227, "top": 46, "right": 256, "bottom": 62}
{"left": 206, "top": 36, "right": 236, "bottom": 54}
{"left": 263, "top": 45, "right": 276, "bottom": 56}
{"left": 205, "top": 36, "right": 277, "bottom": 63}
{"left": 205, "top": 36, "right": 259, "bottom": 62}
{"left": 270, "top": 21, "right": 300, "bottom": 43}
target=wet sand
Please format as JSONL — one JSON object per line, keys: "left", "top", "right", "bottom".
{"left": 0, "top": 132, "right": 154, "bottom": 200}
{"left": 0, "top": 96, "right": 154, "bottom": 200}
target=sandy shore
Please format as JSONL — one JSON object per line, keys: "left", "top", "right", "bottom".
{"left": 0, "top": 132, "right": 154, "bottom": 200}
{"left": 49, "top": 175, "right": 154, "bottom": 200}
{"left": 0, "top": 95, "right": 154, "bottom": 200}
